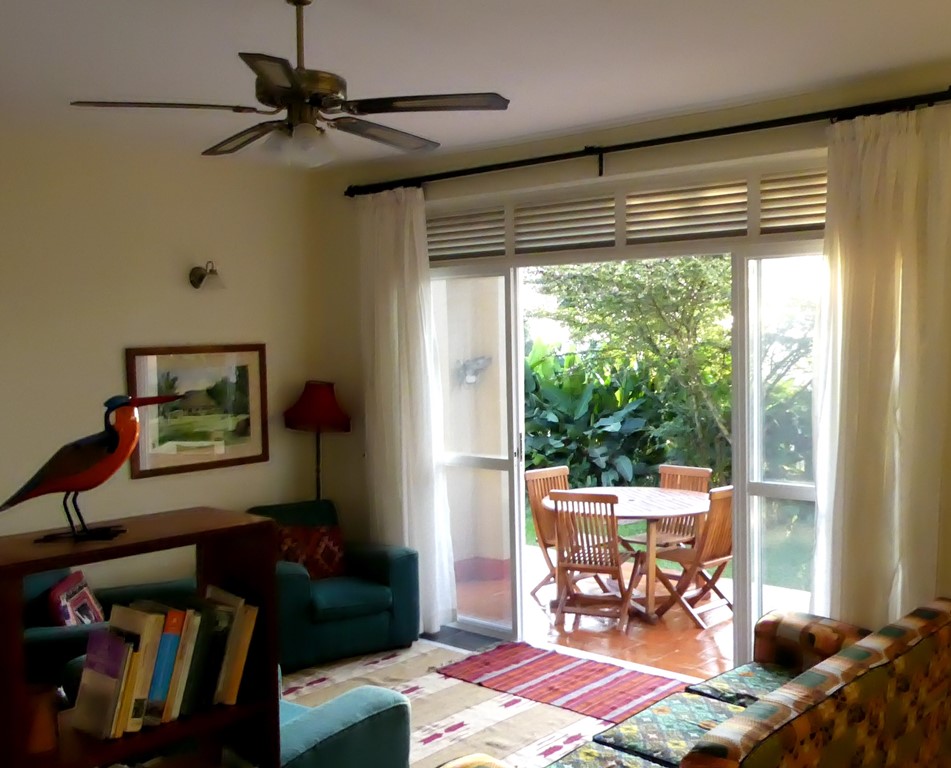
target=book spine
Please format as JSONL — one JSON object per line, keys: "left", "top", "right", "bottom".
{"left": 164, "top": 609, "right": 200, "bottom": 722}
{"left": 178, "top": 608, "right": 216, "bottom": 718}
{"left": 219, "top": 605, "right": 258, "bottom": 706}
{"left": 144, "top": 609, "right": 186, "bottom": 726}
{"left": 126, "top": 615, "right": 163, "bottom": 733}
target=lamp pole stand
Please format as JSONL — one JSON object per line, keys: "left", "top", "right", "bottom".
{"left": 314, "top": 432, "right": 323, "bottom": 500}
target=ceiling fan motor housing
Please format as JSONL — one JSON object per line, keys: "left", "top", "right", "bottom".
{"left": 254, "top": 69, "right": 347, "bottom": 111}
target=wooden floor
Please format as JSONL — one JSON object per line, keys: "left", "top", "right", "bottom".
{"left": 455, "top": 546, "right": 735, "bottom": 679}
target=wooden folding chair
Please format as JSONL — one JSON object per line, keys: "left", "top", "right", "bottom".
{"left": 550, "top": 491, "right": 639, "bottom": 632}
{"left": 621, "top": 464, "right": 712, "bottom": 554}
{"left": 525, "top": 467, "right": 607, "bottom": 599}
{"left": 655, "top": 485, "right": 734, "bottom": 629}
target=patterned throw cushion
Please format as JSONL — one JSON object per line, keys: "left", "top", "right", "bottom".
{"left": 549, "top": 740, "right": 660, "bottom": 768}
{"left": 279, "top": 525, "right": 346, "bottom": 579}
{"left": 686, "top": 662, "right": 794, "bottom": 707}
{"left": 594, "top": 692, "right": 744, "bottom": 767}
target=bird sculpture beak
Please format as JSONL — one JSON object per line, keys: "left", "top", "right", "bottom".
{"left": 129, "top": 395, "right": 181, "bottom": 407}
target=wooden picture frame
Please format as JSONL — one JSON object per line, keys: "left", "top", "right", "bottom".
{"left": 125, "top": 344, "right": 269, "bottom": 478}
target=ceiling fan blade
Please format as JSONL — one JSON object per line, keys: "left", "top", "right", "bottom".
{"left": 202, "top": 120, "right": 286, "bottom": 156}
{"left": 328, "top": 116, "right": 439, "bottom": 152}
{"left": 238, "top": 53, "right": 301, "bottom": 92}
{"left": 71, "top": 100, "right": 273, "bottom": 114}
{"left": 339, "top": 92, "right": 510, "bottom": 115}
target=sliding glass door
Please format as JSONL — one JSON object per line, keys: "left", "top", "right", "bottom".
{"left": 734, "top": 251, "right": 822, "bottom": 656}
{"left": 431, "top": 269, "right": 522, "bottom": 639}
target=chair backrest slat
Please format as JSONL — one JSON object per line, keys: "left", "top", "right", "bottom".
{"left": 526, "top": 466, "right": 569, "bottom": 548}
{"left": 550, "top": 491, "right": 620, "bottom": 570}
{"left": 696, "top": 485, "right": 733, "bottom": 562}
{"left": 657, "top": 465, "right": 713, "bottom": 537}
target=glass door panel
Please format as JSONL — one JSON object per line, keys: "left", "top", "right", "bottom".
{"left": 432, "top": 273, "right": 519, "bottom": 637}
{"left": 745, "top": 255, "right": 821, "bottom": 624}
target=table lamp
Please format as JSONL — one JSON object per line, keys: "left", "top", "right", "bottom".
{"left": 283, "top": 380, "right": 351, "bottom": 499}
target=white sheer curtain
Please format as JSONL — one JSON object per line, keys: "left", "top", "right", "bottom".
{"left": 356, "top": 187, "right": 457, "bottom": 633}
{"left": 814, "top": 106, "right": 951, "bottom": 628}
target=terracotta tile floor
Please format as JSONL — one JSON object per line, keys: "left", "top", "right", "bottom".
{"left": 455, "top": 546, "right": 735, "bottom": 679}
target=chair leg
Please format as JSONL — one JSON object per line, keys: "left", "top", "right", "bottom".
{"left": 655, "top": 566, "right": 709, "bottom": 629}
{"left": 530, "top": 571, "right": 555, "bottom": 600}
{"left": 555, "top": 573, "right": 570, "bottom": 625}
{"left": 687, "top": 564, "right": 729, "bottom": 607}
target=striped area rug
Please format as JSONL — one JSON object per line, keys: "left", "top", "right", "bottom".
{"left": 283, "top": 640, "right": 610, "bottom": 768}
{"left": 437, "top": 641, "right": 684, "bottom": 723}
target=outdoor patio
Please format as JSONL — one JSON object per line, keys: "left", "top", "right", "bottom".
{"left": 455, "top": 544, "right": 810, "bottom": 679}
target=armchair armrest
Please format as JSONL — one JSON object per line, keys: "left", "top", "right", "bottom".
{"left": 346, "top": 545, "right": 419, "bottom": 646}
{"left": 753, "top": 610, "right": 871, "bottom": 672}
{"left": 276, "top": 560, "right": 314, "bottom": 618}
{"left": 280, "top": 685, "right": 409, "bottom": 768}
{"left": 94, "top": 577, "right": 197, "bottom": 614}
{"left": 24, "top": 623, "right": 103, "bottom": 685}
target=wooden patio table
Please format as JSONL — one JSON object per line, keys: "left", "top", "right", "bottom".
{"left": 543, "top": 486, "right": 709, "bottom": 621}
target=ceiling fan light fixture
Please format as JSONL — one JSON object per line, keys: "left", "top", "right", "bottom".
{"left": 263, "top": 123, "right": 334, "bottom": 168}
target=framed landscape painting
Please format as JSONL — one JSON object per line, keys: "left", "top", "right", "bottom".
{"left": 125, "top": 344, "right": 269, "bottom": 478}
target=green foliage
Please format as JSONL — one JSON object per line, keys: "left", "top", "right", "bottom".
{"left": 527, "top": 257, "right": 734, "bottom": 483}
{"left": 524, "top": 340, "right": 666, "bottom": 487}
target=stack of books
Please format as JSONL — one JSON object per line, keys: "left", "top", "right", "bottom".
{"left": 71, "top": 585, "right": 259, "bottom": 740}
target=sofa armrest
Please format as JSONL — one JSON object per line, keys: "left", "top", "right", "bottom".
{"left": 280, "top": 685, "right": 410, "bottom": 768}
{"left": 24, "top": 623, "right": 102, "bottom": 685}
{"left": 753, "top": 610, "right": 871, "bottom": 672}
{"left": 346, "top": 545, "right": 419, "bottom": 645}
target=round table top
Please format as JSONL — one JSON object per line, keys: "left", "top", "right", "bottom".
{"left": 542, "top": 485, "right": 709, "bottom": 521}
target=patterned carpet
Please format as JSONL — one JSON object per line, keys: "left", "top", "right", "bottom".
{"left": 438, "top": 642, "right": 685, "bottom": 724}
{"left": 282, "top": 640, "right": 692, "bottom": 768}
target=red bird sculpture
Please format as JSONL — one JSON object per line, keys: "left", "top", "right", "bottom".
{"left": 1, "top": 394, "right": 178, "bottom": 541}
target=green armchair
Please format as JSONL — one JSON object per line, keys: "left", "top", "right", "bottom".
{"left": 248, "top": 500, "right": 420, "bottom": 672}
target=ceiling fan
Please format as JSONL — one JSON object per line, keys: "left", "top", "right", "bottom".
{"left": 71, "top": 0, "right": 509, "bottom": 159}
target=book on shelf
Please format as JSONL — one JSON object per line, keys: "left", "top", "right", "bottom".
{"left": 205, "top": 585, "right": 259, "bottom": 706}
{"left": 178, "top": 596, "right": 237, "bottom": 717}
{"left": 108, "top": 604, "right": 165, "bottom": 733}
{"left": 130, "top": 601, "right": 187, "bottom": 727}
{"left": 163, "top": 607, "right": 201, "bottom": 722}
{"left": 71, "top": 628, "right": 132, "bottom": 740}
{"left": 108, "top": 627, "right": 141, "bottom": 738}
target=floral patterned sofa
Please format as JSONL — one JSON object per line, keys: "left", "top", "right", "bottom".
{"left": 444, "top": 599, "right": 951, "bottom": 768}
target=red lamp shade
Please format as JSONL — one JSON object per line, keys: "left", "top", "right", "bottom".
{"left": 284, "top": 381, "right": 351, "bottom": 433}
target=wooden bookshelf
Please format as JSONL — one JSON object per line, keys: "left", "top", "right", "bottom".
{"left": 0, "top": 508, "right": 280, "bottom": 768}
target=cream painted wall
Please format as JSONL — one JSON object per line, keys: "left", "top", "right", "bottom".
{"left": 0, "top": 131, "right": 343, "bottom": 585}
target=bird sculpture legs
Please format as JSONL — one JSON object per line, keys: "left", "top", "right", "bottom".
{"left": 33, "top": 492, "right": 126, "bottom": 543}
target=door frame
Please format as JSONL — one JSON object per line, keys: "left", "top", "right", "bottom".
{"left": 431, "top": 262, "right": 525, "bottom": 641}
{"left": 731, "top": 240, "right": 823, "bottom": 661}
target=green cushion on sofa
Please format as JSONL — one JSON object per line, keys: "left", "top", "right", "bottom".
{"left": 594, "top": 692, "right": 745, "bottom": 767}
{"left": 310, "top": 578, "right": 392, "bottom": 621}
{"left": 686, "top": 662, "right": 795, "bottom": 707}
{"left": 549, "top": 740, "right": 661, "bottom": 768}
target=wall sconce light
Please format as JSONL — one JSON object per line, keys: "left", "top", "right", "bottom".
{"left": 188, "top": 260, "right": 223, "bottom": 289}
{"left": 456, "top": 355, "right": 493, "bottom": 386}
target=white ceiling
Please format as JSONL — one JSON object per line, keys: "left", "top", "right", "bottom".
{"left": 3, "top": 0, "right": 951, "bottom": 166}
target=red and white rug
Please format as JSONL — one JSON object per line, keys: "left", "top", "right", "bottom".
{"left": 438, "top": 641, "right": 685, "bottom": 724}
{"left": 283, "top": 640, "right": 693, "bottom": 768}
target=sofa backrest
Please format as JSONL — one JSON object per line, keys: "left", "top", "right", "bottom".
{"left": 683, "top": 597, "right": 951, "bottom": 767}
{"left": 248, "top": 500, "right": 339, "bottom": 528}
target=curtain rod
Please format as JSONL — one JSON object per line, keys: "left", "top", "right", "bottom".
{"left": 344, "top": 86, "right": 951, "bottom": 198}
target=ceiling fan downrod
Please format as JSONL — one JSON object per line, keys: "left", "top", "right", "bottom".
{"left": 288, "top": 0, "right": 313, "bottom": 71}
